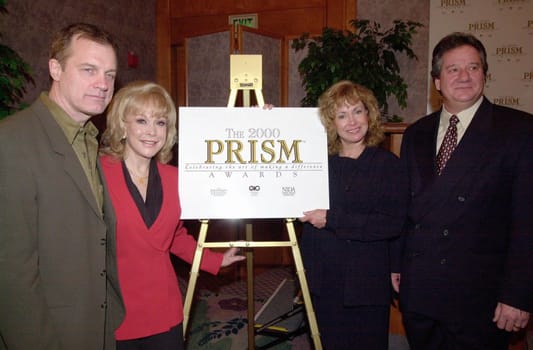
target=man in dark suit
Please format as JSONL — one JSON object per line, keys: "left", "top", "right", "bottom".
{"left": 398, "top": 32, "right": 533, "bottom": 350}
{"left": 0, "top": 23, "right": 123, "bottom": 349}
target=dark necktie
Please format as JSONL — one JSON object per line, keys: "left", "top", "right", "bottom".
{"left": 436, "top": 114, "right": 459, "bottom": 175}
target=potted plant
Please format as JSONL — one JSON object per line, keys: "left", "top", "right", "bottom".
{"left": 292, "top": 19, "right": 422, "bottom": 121}
{"left": 0, "top": 0, "right": 34, "bottom": 120}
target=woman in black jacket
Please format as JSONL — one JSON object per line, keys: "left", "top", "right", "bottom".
{"left": 300, "top": 80, "right": 408, "bottom": 350}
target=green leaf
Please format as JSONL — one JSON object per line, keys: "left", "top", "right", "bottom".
{"left": 0, "top": 3, "right": 35, "bottom": 120}
{"left": 295, "top": 18, "right": 422, "bottom": 112}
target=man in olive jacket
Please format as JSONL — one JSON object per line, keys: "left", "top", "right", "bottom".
{"left": 0, "top": 23, "right": 124, "bottom": 349}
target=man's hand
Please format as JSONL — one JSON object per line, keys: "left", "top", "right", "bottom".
{"left": 493, "top": 302, "right": 530, "bottom": 332}
{"left": 391, "top": 273, "right": 401, "bottom": 293}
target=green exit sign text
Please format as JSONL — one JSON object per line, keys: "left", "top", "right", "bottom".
{"left": 228, "top": 13, "right": 258, "bottom": 28}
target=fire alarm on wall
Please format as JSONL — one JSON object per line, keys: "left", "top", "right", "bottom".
{"left": 127, "top": 51, "right": 138, "bottom": 68}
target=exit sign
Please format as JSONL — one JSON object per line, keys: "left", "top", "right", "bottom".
{"left": 228, "top": 13, "right": 258, "bottom": 28}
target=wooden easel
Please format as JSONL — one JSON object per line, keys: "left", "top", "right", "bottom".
{"left": 182, "top": 55, "right": 322, "bottom": 350}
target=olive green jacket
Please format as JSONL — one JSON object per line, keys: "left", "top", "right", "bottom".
{"left": 0, "top": 98, "right": 124, "bottom": 349}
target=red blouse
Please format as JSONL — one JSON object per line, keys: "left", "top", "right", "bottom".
{"left": 100, "top": 155, "right": 223, "bottom": 340}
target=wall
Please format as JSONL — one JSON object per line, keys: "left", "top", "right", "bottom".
{"left": 429, "top": 0, "right": 533, "bottom": 115}
{"left": 156, "top": 0, "right": 357, "bottom": 107}
{"left": 357, "top": 0, "right": 430, "bottom": 123}
{"left": 2, "top": 0, "right": 430, "bottom": 123}
{"left": 0, "top": 0, "right": 157, "bottom": 108}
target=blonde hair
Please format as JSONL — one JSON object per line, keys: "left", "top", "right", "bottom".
{"left": 318, "top": 80, "right": 384, "bottom": 155}
{"left": 100, "top": 81, "right": 177, "bottom": 164}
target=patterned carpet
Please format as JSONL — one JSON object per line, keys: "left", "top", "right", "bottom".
{"left": 172, "top": 237, "right": 533, "bottom": 350}
{"left": 176, "top": 262, "right": 309, "bottom": 350}
{"left": 174, "top": 259, "right": 412, "bottom": 350}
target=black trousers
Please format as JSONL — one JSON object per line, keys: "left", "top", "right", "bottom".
{"left": 402, "top": 311, "right": 510, "bottom": 350}
{"left": 313, "top": 293, "right": 390, "bottom": 350}
{"left": 116, "top": 323, "right": 184, "bottom": 350}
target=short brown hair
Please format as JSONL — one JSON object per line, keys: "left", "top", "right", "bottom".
{"left": 49, "top": 23, "right": 118, "bottom": 66}
{"left": 100, "top": 81, "right": 177, "bottom": 164}
{"left": 318, "top": 80, "right": 384, "bottom": 155}
{"left": 431, "top": 32, "right": 488, "bottom": 80}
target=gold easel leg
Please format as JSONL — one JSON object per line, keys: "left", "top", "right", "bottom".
{"left": 228, "top": 87, "right": 263, "bottom": 108}
{"left": 227, "top": 89, "right": 238, "bottom": 107}
{"left": 285, "top": 219, "right": 323, "bottom": 350}
{"left": 243, "top": 90, "right": 251, "bottom": 108}
{"left": 254, "top": 89, "right": 265, "bottom": 108}
{"left": 182, "top": 219, "right": 209, "bottom": 338}
{"left": 245, "top": 223, "right": 255, "bottom": 349}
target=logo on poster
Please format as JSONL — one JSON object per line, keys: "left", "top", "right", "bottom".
{"left": 205, "top": 139, "right": 303, "bottom": 164}
{"left": 496, "top": 46, "right": 523, "bottom": 55}
{"left": 493, "top": 96, "right": 521, "bottom": 107}
{"left": 497, "top": 0, "right": 526, "bottom": 4}
{"left": 522, "top": 71, "right": 533, "bottom": 87}
{"left": 484, "top": 72, "right": 494, "bottom": 89}
{"left": 282, "top": 186, "right": 296, "bottom": 196}
{"left": 437, "top": 0, "right": 467, "bottom": 14}
{"left": 468, "top": 21, "right": 496, "bottom": 32}
{"left": 496, "top": 0, "right": 528, "bottom": 11}
{"left": 494, "top": 45, "right": 524, "bottom": 63}
{"left": 440, "top": 0, "right": 466, "bottom": 6}
{"left": 210, "top": 188, "right": 228, "bottom": 197}
{"left": 249, "top": 185, "right": 261, "bottom": 196}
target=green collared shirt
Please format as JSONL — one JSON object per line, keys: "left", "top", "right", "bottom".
{"left": 40, "top": 92, "right": 103, "bottom": 212}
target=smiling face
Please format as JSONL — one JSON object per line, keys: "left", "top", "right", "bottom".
{"left": 434, "top": 45, "right": 485, "bottom": 114}
{"left": 48, "top": 35, "right": 117, "bottom": 124}
{"left": 122, "top": 107, "right": 168, "bottom": 163}
{"left": 334, "top": 100, "right": 369, "bottom": 152}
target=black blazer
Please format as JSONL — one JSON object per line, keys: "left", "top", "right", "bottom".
{"left": 399, "top": 97, "right": 533, "bottom": 321}
{"left": 301, "top": 147, "right": 408, "bottom": 307}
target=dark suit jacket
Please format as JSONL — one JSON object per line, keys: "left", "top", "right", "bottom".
{"left": 399, "top": 97, "right": 533, "bottom": 323}
{"left": 0, "top": 97, "right": 124, "bottom": 349}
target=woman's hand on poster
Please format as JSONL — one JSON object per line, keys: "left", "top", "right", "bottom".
{"left": 251, "top": 103, "right": 274, "bottom": 109}
{"left": 299, "top": 209, "right": 327, "bottom": 229}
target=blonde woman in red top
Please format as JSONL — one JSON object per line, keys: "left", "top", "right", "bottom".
{"left": 99, "top": 80, "right": 245, "bottom": 350}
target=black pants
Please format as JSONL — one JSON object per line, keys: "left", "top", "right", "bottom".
{"left": 402, "top": 311, "right": 510, "bottom": 350}
{"left": 117, "top": 324, "right": 184, "bottom": 350}
{"left": 313, "top": 293, "right": 390, "bottom": 350}
{"left": 311, "top": 240, "right": 390, "bottom": 350}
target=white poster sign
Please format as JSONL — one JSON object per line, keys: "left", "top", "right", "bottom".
{"left": 178, "top": 107, "right": 329, "bottom": 219}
